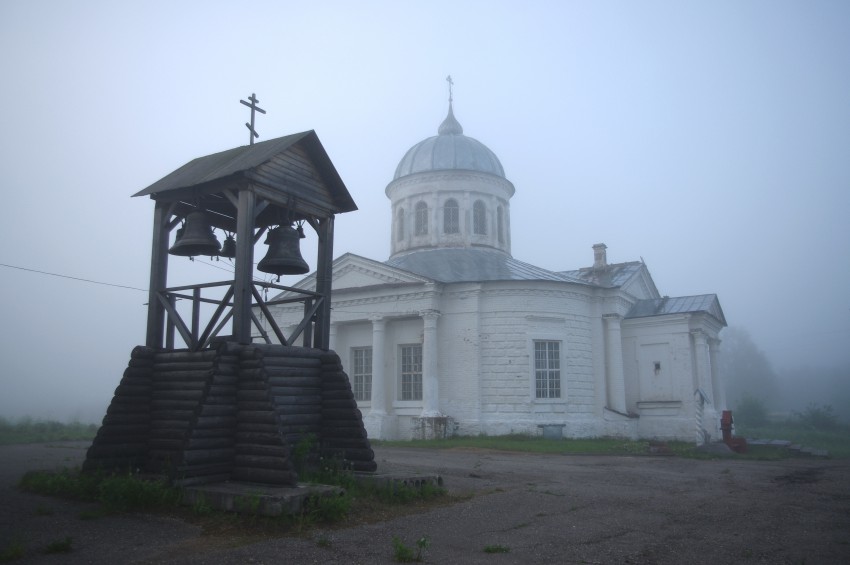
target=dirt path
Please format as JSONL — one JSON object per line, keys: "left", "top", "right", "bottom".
{"left": 1, "top": 442, "right": 849, "bottom": 564}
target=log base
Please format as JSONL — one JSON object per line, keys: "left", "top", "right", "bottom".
{"left": 83, "top": 343, "right": 377, "bottom": 487}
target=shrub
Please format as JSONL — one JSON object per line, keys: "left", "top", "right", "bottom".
{"left": 794, "top": 403, "right": 839, "bottom": 431}
{"left": 734, "top": 396, "right": 769, "bottom": 427}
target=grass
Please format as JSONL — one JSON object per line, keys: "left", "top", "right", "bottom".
{"left": 735, "top": 422, "right": 850, "bottom": 458}
{"left": 483, "top": 544, "right": 511, "bottom": 553}
{"left": 378, "top": 434, "right": 653, "bottom": 455}
{"left": 0, "top": 540, "right": 24, "bottom": 562}
{"left": 0, "top": 417, "right": 98, "bottom": 445}
{"left": 44, "top": 537, "right": 73, "bottom": 554}
{"left": 376, "top": 424, "right": 849, "bottom": 459}
{"left": 17, "top": 461, "right": 449, "bottom": 538}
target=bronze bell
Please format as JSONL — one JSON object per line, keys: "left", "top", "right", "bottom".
{"left": 257, "top": 224, "right": 309, "bottom": 276}
{"left": 169, "top": 210, "right": 221, "bottom": 257}
{"left": 219, "top": 234, "right": 237, "bottom": 259}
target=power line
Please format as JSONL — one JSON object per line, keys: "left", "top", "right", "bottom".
{"left": 0, "top": 262, "right": 148, "bottom": 292}
{"left": 1, "top": 259, "right": 276, "bottom": 292}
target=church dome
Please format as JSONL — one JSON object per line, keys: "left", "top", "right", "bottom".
{"left": 393, "top": 103, "right": 505, "bottom": 180}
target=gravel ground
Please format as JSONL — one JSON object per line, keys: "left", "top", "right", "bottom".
{"left": 1, "top": 441, "right": 849, "bottom": 564}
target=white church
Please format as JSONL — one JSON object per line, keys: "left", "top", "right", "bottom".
{"left": 262, "top": 100, "right": 727, "bottom": 443}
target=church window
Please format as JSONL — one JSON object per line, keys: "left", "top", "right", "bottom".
{"left": 534, "top": 340, "right": 561, "bottom": 399}
{"left": 396, "top": 208, "right": 405, "bottom": 241}
{"left": 399, "top": 344, "right": 423, "bottom": 400}
{"left": 497, "top": 206, "right": 504, "bottom": 243}
{"left": 443, "top": 199, "right": 459, "bottom": 234}
{"left": 352, "top": 347, "right": 372, "bottom": 402}
{"left": 415, "top": 201, "right": 428, "bottom": 236}
{"left": 473, "top": 200, "right": 486, "bottom": 235}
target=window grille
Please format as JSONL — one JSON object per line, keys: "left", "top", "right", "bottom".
{"left": 415, "top": 202, "right": 428, "bottom": 235}
{"left": 352, "top": 347, "right": 372, "bottom": 401}
{"left": 534, "top": 340, "right": 561, "bottom": 399}
{"left": 400, "top": 344, "right": 423, "bottom": 400}
{"left": 473, "top": 200, "right": 487, "bottom": 235}
{"left": 444, "top": 199, "right": 459, "bottom": 234}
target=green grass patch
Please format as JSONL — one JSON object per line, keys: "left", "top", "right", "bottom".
{"left": 377, "top": 434, "right": 652, "bottom": 455}
{"left": 0, "top": 417, "right": 98, "bottom": 445}
{"left": 44, "top": 537, "right": 73, "bottom": 554}
{"left": 0, "top": 540, "right": 24, "bottom": 562}
{"left": 483, "top": 544, "right": 511, "bottom": 553}
{"left": 376, "top": 425, "right": 849, "bottom": 459}
{"left": 19, "top": 468, "right": 181, "bottom": 512}
{"left": 736, "top": 422, "right": 850, "bottom": 458}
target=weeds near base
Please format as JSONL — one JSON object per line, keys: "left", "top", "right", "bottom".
{"left": 44, "top": 537, "right": 72, "bottom": 554}
{"left": 392, "top": 535, "right": 429, "bottom": 562}
{"left": 19, "top": 467, "right": 181, "bottom": 513}
{"left": 483, "top": 544, "right": 510, "bottom": 553}
{"left": 0, "top": 540, "right": 24, "bottom": 562}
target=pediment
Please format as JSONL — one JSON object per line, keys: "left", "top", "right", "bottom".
{"left": 276, "top": 252, "right": 433, "bottom": 296}
{"left": 620, "top": 264, "right": 660, "bottom": 300}
{"left": 333, "top": 253, "right": 433, "bottom": 290}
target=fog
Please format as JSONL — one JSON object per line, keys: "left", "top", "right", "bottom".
{"left": 1, "top": 1, "right": 848, "bottom": 423}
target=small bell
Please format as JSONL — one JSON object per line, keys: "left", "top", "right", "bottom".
{"left": 219, "top": 234, "right": 237, "bottom": 259}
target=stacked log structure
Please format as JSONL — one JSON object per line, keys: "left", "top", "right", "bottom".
{"left": 83, "top": 346, "right": 155, "bottom": 473}
{"left": 84, "top": 343, "right": 376, "bottom": 485}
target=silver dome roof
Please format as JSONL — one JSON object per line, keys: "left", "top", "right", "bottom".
{"left": 393, "top": 103, "right": 505, "bottom": 180}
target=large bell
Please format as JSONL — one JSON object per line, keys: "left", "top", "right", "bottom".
{"left": 219, "top": 234, "right": 237, "bottom": 259}
{"left": 257, "top": 225, "right": 309, "bottom": 276}
{"left": 168, "top": 210, "right": 221, "bottom": 257}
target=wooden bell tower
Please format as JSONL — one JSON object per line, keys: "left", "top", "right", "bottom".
{"left": 84, "top": 131, "right": 376, "bottom": 487}
{"left": 133, "top": 130, "right": 357, "bottom": 351}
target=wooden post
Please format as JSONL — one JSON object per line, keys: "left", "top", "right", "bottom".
{"left": 146, "top": 201, "right": 170, "bottom": 348}
{"left": 233, "top": 189, "right": 256, "bottom": 344}
{"left": 314, "top": 215, "right": 334, "bottom": 350}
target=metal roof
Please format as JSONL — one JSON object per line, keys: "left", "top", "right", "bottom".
{"left": 393, "top": 103, "right": 505, "bottom": 180}
{"left": 625, "top": 294, "right": 727, "bottom": 325}
{"left": 385, "top": 248, "right": 589, "bottom": 284}
{"left": 560, "top": 262, "right": 644, "bottom": 289}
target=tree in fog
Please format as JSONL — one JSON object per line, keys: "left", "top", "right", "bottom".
{"left": 717, "top": 326, "right": 780, "bottom": 410}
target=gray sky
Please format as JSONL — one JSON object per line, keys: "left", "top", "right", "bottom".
{"left": 1, "top": 0, "right": 848, "bottom": 422}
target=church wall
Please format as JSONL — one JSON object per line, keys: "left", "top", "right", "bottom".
{"left": 622, "top": 315, "right": 698, "bottom": 440}
{"left": 436, "top": 286, "right": 483, "bottom": 435}
{"left": 473, "top": 284, "right": 605, "bottom": 437}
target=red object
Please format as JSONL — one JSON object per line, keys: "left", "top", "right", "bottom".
{"left": 720, "top": 410, "right": 734, "bottom": 442}
{"left": 720, "top": 410, "right": 747, "bottom": 453}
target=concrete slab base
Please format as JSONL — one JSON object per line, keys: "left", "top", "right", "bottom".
{"left": 181, "top": 473, "right": 444, "bottom": 517}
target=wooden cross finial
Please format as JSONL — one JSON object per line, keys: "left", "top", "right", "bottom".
{"left": 446, "top": 75, "right": 454, "bottom": 103}
{"left": 240, "top": 93, "right": 267, "bottom": 145}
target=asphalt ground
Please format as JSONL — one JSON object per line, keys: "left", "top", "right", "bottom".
{"left": 1, "top": 441, "right": 849, "bottom": 564}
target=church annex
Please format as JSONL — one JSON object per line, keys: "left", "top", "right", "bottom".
{"left": 261, "top": 100, "right": 727, "bottom": 443}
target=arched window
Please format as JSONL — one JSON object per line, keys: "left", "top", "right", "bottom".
{"left": 443, "top": 199, "right": 459, "bottom": 234}
{"left": 415, "top": 201, "right": 428, "bottom": 236}
{"left": 396, "top": 208, "right": 405, "bottom": 241}
{"left": 497, "top": 206, "right": 504, "bottom": 243}
{"left": 473, "top": 200, "right": 487, "bottom": 235}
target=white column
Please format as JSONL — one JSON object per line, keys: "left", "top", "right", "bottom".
{"left": 691, "top": 330, "right": 712, "bottom": 402}
{"left": 420, "top": 309, "right": 442, "bottom": 417}
{"left": 603, "top": 314, "right": 627, "bottom": 414}
{"left": 369, "top": 315, "right": 387, "bottom": 416}
{"left": 328, "top": 323, "right": 337, "bottom": 352}
{"left": 709, "top": 338, "right": 726, "bottom": 410}
{"left": 692, "top": 329, "right": 717, "bottom": 440}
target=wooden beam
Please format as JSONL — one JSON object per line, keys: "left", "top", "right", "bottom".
{"left": 146, "top": 202, "right": 170, "bottom": 348}
{"left": 233, "top": 189, "right": 256, "bottom": 344}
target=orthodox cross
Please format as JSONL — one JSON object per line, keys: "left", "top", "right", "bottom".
{"left": 240, "top": 93, "right": 266, "bottom": 145}
{"left": 446, "top": 75, "right": 454, "bottom": 103}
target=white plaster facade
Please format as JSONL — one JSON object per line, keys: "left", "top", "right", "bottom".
{"left": 259, "top": 103, "right": 727, "bottom": 443}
